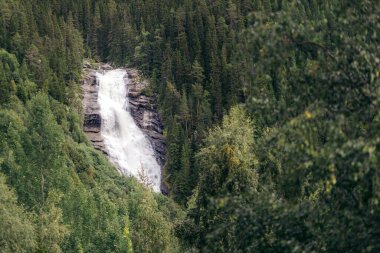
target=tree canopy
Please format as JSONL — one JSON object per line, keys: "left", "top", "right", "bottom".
{"left": 1, "top": 0, "right": 380, "bottom": 252}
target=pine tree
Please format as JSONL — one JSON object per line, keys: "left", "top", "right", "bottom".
{"left": 176, "top": 137, "right": 192, "bottom": 203}
{"left": 179, "top": 90, "right": 191, "bottom": 135}
{"left": 89, "top": 3, "right": 101, "bottom": 59}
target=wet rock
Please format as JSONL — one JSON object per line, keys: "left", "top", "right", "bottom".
{"left": 82, "top": 65, "right": 108, "bottom": 154}
{"left": 126, "top": 68, "right": 168, "bottom": 193}
{"left": 101, "top": 63, "right": 113, "bottom": 70}
{"left": 128, "top": 91, "right": 141, "bottom": 98}
{"left": 84, "top": 114, "right": 101, "bottom": 132}
{"left": 83, "top": 62, "right": 92, "bottom": 69}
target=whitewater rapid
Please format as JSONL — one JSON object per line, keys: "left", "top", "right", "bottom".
{"left": 96, "top": 69, "right": 161, "bottom": 192}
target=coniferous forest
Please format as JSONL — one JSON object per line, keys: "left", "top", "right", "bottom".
{"left": 1, "top": 0, "right": 380, "bottom": 252}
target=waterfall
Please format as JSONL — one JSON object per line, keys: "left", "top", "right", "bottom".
{"left": 96, "top": 69, "right": 161, "bottom": 192}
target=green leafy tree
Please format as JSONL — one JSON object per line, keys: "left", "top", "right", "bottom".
{"left": 0, "top": 173, "right": 36, "bottom": 253}
{"left": 36, "top": 191, "right": 69, "bottom": 253}
{"left": 186, "top": 106, "right": 257, "bottom": 251}
{"left": 128, "top": 187, "right": 180, "bottom": 253}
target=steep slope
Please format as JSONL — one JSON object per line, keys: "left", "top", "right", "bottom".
{"left": 0, "top": 1, "right": 183, "bottom": 251}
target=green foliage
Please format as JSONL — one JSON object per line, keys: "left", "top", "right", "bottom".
{"left": 0, "top": 49, "right": 20, "bottom": 103}
{"left": 2, "top": 0, "right": 380, "bottom": 252}
{"left": 197, "top": 106, "right": 257, "bottom": 197}
{"left": 0, "top": 173, "right": 36, "bottom": 253}
{"left": 0, "top": 87, "right": 183, "bottom": 252}
{"left": 36, "top": 191, "right": 69, "bottom": 253}
{"left": 179, "top": 106, "right": 258, "bottom": 251}
{"left": 128, "top": 186, "right": 181, "bottom": 253}
{"left": 61, "top": 0, "right": 248, "bottom": 201}
{"left": 178, "top": 1, "right": 380, "bottom": 252}
{"left": 0, "top": 1, "right": 185, "bottom": 251}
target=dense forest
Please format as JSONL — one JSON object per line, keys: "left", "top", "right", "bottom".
{"left": 1, "top": 0, "right": 380, "bottom": 252}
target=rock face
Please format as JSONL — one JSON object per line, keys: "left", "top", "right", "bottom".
{"left": 82, "top": 65, "right": 108, "bottom": 154}
{"left": 125, "top": 68, "right": 166, "bottom": 168}
{"left": 81, "top": 63, "right": 167, "bottom": 193}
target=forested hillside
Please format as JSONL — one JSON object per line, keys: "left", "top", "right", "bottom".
{"left": 0, "top": 1, "right": 182, "bottom": 252}
{"left": 1, "top": 0, "right": 380, "bottom": 252}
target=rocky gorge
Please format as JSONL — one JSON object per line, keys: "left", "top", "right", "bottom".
{"left": 81, "top": 63, "right": 167, "bottom": 192}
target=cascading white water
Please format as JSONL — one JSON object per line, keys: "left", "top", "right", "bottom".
{"left": 96, "top": 69, "right": 161, "bottom": 192}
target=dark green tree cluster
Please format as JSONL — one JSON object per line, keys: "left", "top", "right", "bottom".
{"left": 177, "top": 1, "right": 380, "bottom": 252}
